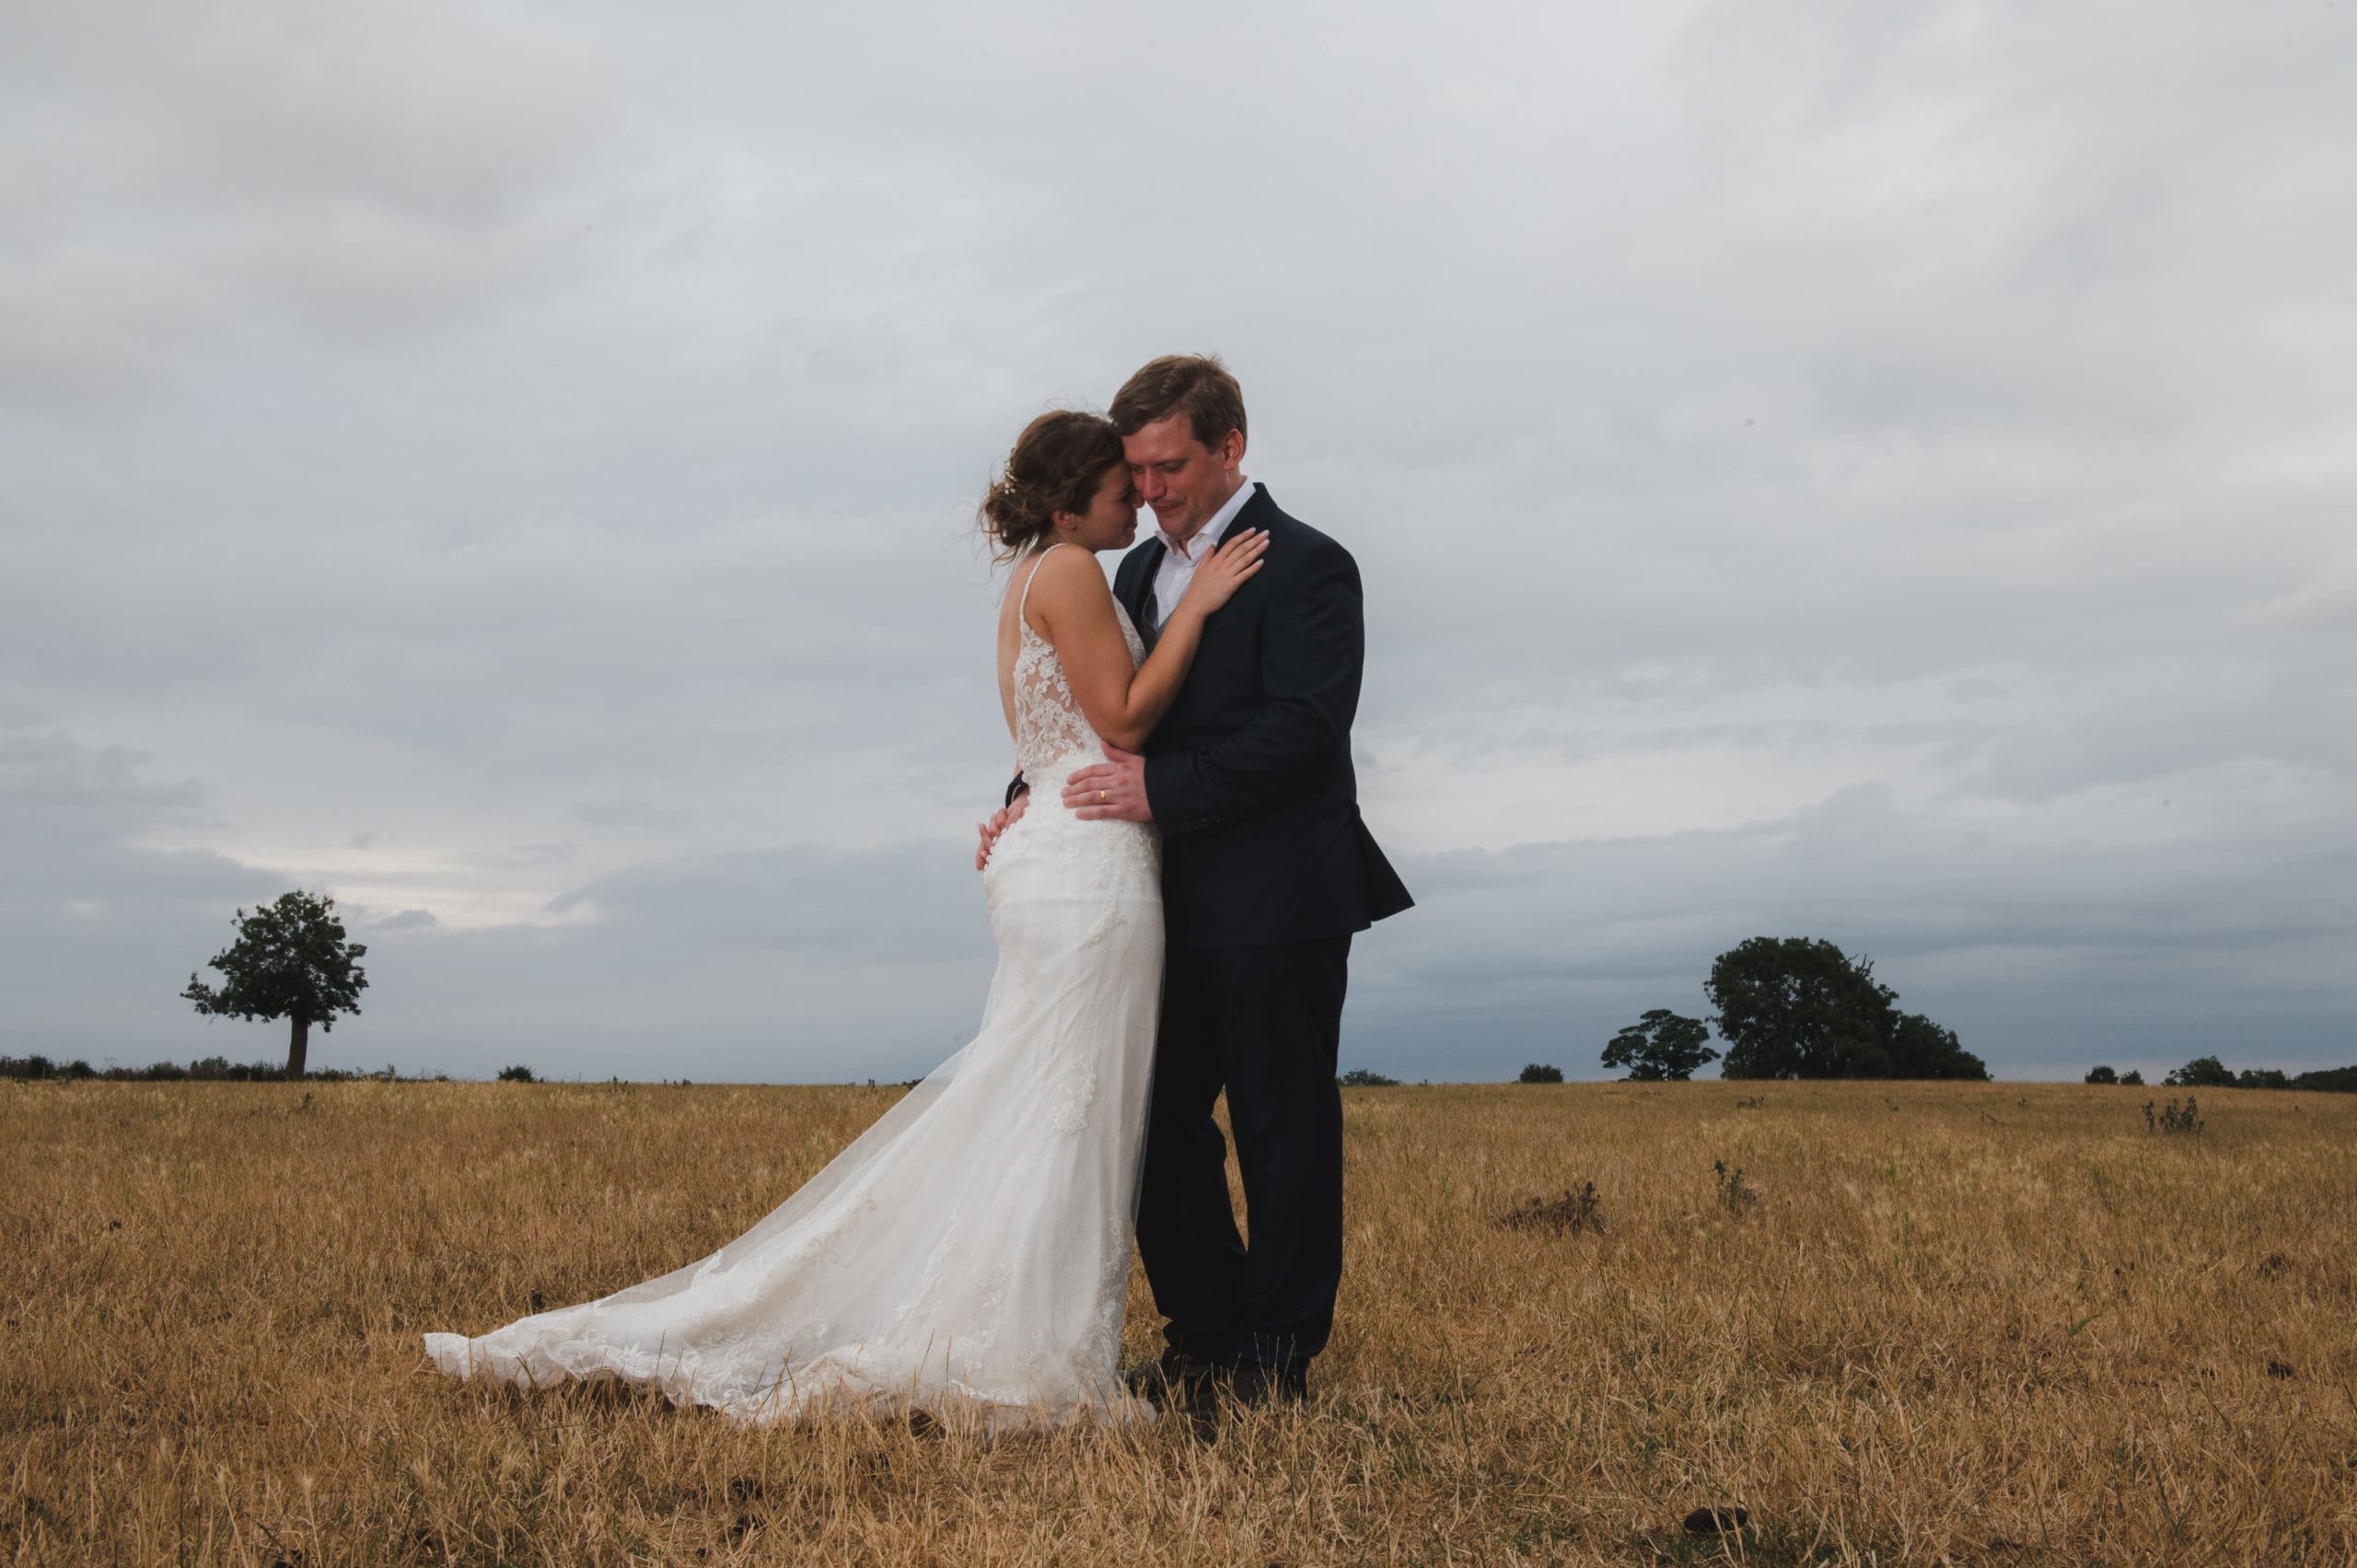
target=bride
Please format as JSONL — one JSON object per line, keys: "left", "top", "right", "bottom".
{"left": 423, "top": 410, "right": 1267, "bottom": 1430}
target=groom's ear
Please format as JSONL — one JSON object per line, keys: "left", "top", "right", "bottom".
{"left": 1218, "top": 428, "right": 1245, "bottom": 468}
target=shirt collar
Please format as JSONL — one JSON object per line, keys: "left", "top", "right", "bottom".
{"left": 1158, "top": 475, "right": 1255, "bottom": 561}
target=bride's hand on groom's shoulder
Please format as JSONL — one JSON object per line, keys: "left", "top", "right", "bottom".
{"left": 1064, "top": 745, "right": 1152, "bottom": 823}
{"left": 1176, "top": 528, "right": 1269, "bottom": 618}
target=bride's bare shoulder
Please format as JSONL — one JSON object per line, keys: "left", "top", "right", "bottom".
{"left": 1022, "top": 545, "right": 1113, "bottom": 614}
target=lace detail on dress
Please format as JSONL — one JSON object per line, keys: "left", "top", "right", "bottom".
{"left": 1044, "top": 1069, "right": 1097, "bottom": 1133}
{"left": 1002, "top": 545, "right": 1159, "bottom": 950}
{"left": 1010, "top": 543, "right": 1147, "bottom": 780}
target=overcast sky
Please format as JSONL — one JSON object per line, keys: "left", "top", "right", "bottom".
{"left": 5, "top": 0, "right": 2351, "bottom": 1083}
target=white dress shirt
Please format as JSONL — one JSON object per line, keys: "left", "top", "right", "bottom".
{"left": 1149, "top": 476, "right": 1259, "bottom": 630}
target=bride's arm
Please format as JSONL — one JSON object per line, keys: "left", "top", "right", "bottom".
{"left": 1024, "top": 532, "right": 1268, "bottom": 750}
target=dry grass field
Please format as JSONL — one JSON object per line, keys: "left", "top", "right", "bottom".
{"left": 5, "top": 1076, "right": 2354, "bottom": 1565}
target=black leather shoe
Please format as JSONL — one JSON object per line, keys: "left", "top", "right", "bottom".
{"left": 1120, "top": 1353, "right": 1226, "bottom": 1407}
{"left": 1226, "top": 1363, "right": 1308, "bottom": 1408}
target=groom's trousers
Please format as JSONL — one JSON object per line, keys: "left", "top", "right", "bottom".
{"left": 1134, "top": 932, "right": 1352, "bottom": 1378}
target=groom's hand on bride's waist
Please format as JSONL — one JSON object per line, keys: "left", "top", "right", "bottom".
{"left": 1064, "top": 745, "right": 1154, "bottom": 823}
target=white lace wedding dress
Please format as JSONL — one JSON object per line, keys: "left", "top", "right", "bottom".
{"left": 424, "top": 546, "right": 1163, "bottom": 1430}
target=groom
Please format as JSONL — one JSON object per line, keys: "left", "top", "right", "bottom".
{"left": 991, "top": 354, "right": 1411, "bottom": 1411}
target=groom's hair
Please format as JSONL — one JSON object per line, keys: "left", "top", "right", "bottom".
{"left": 1110, "top": 354, "right": 1247, "bottom": 450}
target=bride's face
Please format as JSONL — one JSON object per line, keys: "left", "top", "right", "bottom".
{"left": 1058, "top": 461, "right": 1140, "bottom": 553}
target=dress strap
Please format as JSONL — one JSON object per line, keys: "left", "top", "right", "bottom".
{"left": 1017, "top": 541, "right": 1067, "bottom": 621}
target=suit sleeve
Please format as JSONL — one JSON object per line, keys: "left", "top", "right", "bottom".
{"left": 1143, "top": 539, "right": 1363, "bottom": 837}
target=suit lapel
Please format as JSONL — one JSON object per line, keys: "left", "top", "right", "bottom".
{"left": 1124, "top": 539, "right": 1166, "bottom": 647}
{"left": 1123, "top": 485, "right": 1272, "bottom": 647}
{"left": 1231, "top": 483, "right": 1276, "bottom": 534}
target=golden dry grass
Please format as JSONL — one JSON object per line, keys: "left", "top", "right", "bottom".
{"left": 5, "top": 1076, "right": 2354, "bottom": 1565}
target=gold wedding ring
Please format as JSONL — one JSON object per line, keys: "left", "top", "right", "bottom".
{"left": 1097, "top": 789, "right": 1107, "bottom": 804}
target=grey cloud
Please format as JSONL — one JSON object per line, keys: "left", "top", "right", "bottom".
{"left": 573, "top": 797, "right": 693, "bottom": 832}
{"left": 0, "top": 730, "right": 209, "bottom": 842}
{"left": 0, "top": 732, "right": 278, "bottom": 1054}
{"left": 1350, "top": 779, "right": 2357, "bottom": 1085}
{"left": 347, "top": 841, "right": 1005, "bottom": 1084}
{"left": 0, "top": 6, "right": 616, "bottom": 403}
{"left": 3, "top": 0, "right": 2352, "bottom": 1082}
{"left": 544, "top": 842, "right": 996, "bottom": 960}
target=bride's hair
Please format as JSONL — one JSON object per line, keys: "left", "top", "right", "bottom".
{"left": 980, "top": 411, "right": 1125, "bottom": 563}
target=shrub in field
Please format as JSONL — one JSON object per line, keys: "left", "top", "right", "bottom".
{"left": 1713, "top": 1158, "right": 1759, "bottom": 1214}
{"left": 1517, "top": 1063, "right": 1564, "bottom": 1084}
{"left": 1683, "top": 1506, "right": 1752, "bottom": 1538}
{"left": 1499, "top": 1181, "right": 1604, "bottom": 1235}
{"left": 2235, "top": 1068, "right": 2290, "bottom": 1089}
{"left": 2086, "top": 1064, "right": 2119, "bottom": 1084}
{"left": 2144, "top": 1097, "right": 2204, "bottom": 1134}
{"left": 1339, "top": 1068, "right": 1399, "bottom": 1086}
{"left": 497, "top": 1065, "right": 538, "bottom": 1083}
{"left": 2121, "top": 1068, "right": 2145, "bottom": 1085}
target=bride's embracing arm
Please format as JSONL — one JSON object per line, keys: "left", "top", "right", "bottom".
{"left": 1024, "top": 531, "right": 1268, "bottom": 750}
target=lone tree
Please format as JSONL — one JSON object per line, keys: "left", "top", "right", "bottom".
{"left": 2085, "top": 1064, "right": 2119, "bottom": 1085}
{"left": 1706, "top": 936, "right": 1986, "bottom": 1080}
{"left": 1600, "top": 1010, "right": 1718, "bottom": 1081}
{"left": 1517, "top": 1063, "right": 1564, "bottom": 1084}
{"left": 182, "top": 891, "right": 368, "bottom": 1079}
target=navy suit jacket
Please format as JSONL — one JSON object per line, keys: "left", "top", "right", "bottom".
{"left": 1109, "top": 485, "right": 1412, "bottom": 950}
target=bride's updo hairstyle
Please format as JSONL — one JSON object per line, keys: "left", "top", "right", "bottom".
{"left": 980, "top": 411, "right": 1125, "bottom": 563}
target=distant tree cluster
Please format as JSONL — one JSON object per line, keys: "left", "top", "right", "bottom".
{"left": 1339, "top": 1068, "right": 1400, "bottom": 1087}
{"left": 1516, "top": 1063, "right": 1564, "bottom": 1084}
{"left": 2088, "top": 1057, "right": 2351, "bottom": 1092}
{"left": 2167, "top": 1055, "right": 2238, "bottom": 1088}
{"left": 1585, "top": 936, "right": 1983, "bottom": 1084}
{"left": 1705, "top": 937, "right": 1986, "bottom": 1081}
{"left": 1, "top": 1054, "right": 437, "bottom": 1084}
{"left": 2, "top": 1055, "right": 104, "bottom": 1081}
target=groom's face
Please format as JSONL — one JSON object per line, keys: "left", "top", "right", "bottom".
{"left": 1124, "top": 415, "right": 1244, "bottom": 543}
